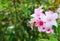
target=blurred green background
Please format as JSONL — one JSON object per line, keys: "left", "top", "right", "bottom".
{"left": 0, "top": 0, "right": 60, "bottom": 41}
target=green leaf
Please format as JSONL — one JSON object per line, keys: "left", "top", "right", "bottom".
{"left": 49, "top": 34, "right": 58, "bottom": 41}
{"left": 50, "top": 38, "right": 58, "bottom": 41}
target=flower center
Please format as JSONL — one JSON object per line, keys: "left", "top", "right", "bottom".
{"left": 47, "top": 17, "right": 52, "bottom": 22}
{"left": 47, "top": 16, "right": 53, "bottom": 22}
{"left": 47, "top": 28, "right": 50, "bottom": 31}
{"left": 39, "top": 21, "right": 44, "bottom": 26}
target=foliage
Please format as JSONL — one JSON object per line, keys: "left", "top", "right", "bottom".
{"left": 0, "top": 0, "right": 60, "bottom": 41}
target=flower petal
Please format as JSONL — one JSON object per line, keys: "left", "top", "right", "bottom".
{"left": 52, "top": 13, "right": 58, "bottom": 19}
{"left": 51, "top": 20, "right": 58, "bottom": 27}
{"left": 38, "top": 27, "right": 42, "bottom": 32}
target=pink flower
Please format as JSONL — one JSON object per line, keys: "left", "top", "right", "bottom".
{"left": 29, "top": 5, "right": 44, "bottom": 30}
{"left": 36, "top": 20, "right": 45, "bottom": 27}
{"left": 31, "top": 5, "right": 43, "bottom": 18}
{"left": 45, "top": 11, "right": 58, "bottom": 27}
{"left": 29, "top": 6, "right": 58, "bottom": 34}
{"left": 35, "top": 19, "right": 46, "bottom": 32}
{"left": 34, "top": 5, "right": 43, "bottom": 13}
{"left": 46, "top": 27, "right": 54, "bottom": 34}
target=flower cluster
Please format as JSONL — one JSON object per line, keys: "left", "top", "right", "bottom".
{"left": 29, "top": 6, "right": 58, "bottom": 34}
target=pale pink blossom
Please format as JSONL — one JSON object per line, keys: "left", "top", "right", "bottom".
{"left": 45, "top": 11, "right": 58, "bottom": 27}
{"left": 34, "top": 5, "right": 43, "bottom": 13}
{"left": 29, "top": 6, "right": 58, "bottom": 34}
{"left": 31, "top": 5, "right": 43, "bottom": 18}
{"left": 46, "top": 27, "right": 54, "bottom": 34}
{"left": 29, "top": 19, "right": 35, "bottom": 30}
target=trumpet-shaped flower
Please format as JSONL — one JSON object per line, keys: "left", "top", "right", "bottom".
{"left": 31, "top": 5, "right": 43, "bottom": 18}
{"left": 29, "top": 6, "right": 58, "bottom": 34}
{"left": 36, "top": 20, "right": 45, "bottom": 32}
{"left": 46, "top": 27, "right": 54, "bottom": 33}
{"left": 45, "top": 11, "right": 58, "bottom": 27}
